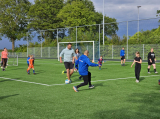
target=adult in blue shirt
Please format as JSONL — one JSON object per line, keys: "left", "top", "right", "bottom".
{"left": 120, "top": 47, "right": 125, "bottom": 66}
{"left": 73, "top": 50, "right": 100, "bottom": 92}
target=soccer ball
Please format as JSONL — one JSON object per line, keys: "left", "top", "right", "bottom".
{"left": 65, "top": 79, "right": 70, "bottom": 84}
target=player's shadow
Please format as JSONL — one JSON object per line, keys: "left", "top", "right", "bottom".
{"left": 139, "top": 77, "right": 145, "bottom": 82}
{"left": 0, "top": 80, "right": 14, "bottom": 82}
{"left": 12, "top": 68, "right": 25, "bottom": 70}
{"left": 34, "top": 70, "right": 45, "bottom": 74}
{"left": 101, "top": 68, "right": 107, "bottom": 69}
{"left": 0, "top": 94, "right": 19, "bottom": 100}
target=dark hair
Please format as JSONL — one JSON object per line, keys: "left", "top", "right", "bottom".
{"left": 4, "top": 47, "right": 6, "bottom": 49}
{"left": 67, "top": 43, "right": 72, "bottom": 46}
{"left": 136, "top": 52, "right": 140, "bottom": 56}
{"left": 75, "top": 48, "right": 80, "bottom": 53}
{"left": 100, "top": 55, "right": 103, "bottom": 57}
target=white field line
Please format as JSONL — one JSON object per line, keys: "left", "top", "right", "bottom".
{"left": 0, "top": 77, "right": 50, "bottom": 86}
{"left": 0, "top": 75, "right": 160, "bottom": 87}
{"left": 50, "top": 75, "right": 160, "bottom": 86}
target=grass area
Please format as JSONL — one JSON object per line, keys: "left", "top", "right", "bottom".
{"left": 0, "top": 58, "right": 160, "bottom": 119}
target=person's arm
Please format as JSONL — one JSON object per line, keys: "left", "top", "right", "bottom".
{"left": 148, "top": 52, "right": 152, "bottom": 63}
{"left": 103, "top": 59, "right": 104, "bottom": 63}
{"left": 59, "top": 49, "right": 64, "bottom": 63}
{"left": 124, "top": 50, "right": 125, "bottom": 56}
{"left": 136, "top": 59, "right": 142, "bottom": 64}
{"left": 75, "top": 58, "right": 79, "bottom": 70}
{"left": 131, "top": 60, "right": 135, "bottom": 68}
{"left": 86, "top": 58, "right": 99, "bottom": 67}
{"left": 120, "top": 50, "right": 122, "bottom": 57}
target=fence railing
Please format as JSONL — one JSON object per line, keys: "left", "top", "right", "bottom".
{"left": 9, "top": 44, "right": 160, "bottom": 60}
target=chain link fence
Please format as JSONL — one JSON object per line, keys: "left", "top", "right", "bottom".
{"left": 9, "top": 44, "right": 160, "bottom": 60}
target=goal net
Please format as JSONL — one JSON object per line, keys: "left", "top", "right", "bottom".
{"left": 7, "top": 53, "right": 18, "bottom": 66}
{"left": 58, "top": 41, "right": 99, "bottom": 62}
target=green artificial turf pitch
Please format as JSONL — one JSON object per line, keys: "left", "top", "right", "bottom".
{"left": 0, "top": 58, "right": 160, "bottom": 119}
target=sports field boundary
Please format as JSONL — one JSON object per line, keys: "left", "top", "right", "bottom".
{"left": 0, "top": 75, "right": 159, "bottom": 87}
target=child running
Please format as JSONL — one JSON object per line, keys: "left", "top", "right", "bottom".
{"left": 27, "top": 55, "right": 35, "bottom": 75}
{"left": 98, "top": 56, "right": 104, "bottom": 70}
{"left": 131, "top": 52, "right": 142, "bottom": 83}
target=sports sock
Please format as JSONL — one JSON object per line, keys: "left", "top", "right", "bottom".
{"left": 64, "top": 71, "right": 67, "bottom": 73}
{"left": 154, "top": 69, "right": 156, "bottom": 72}
{"left": 148, "top": 68, "right": 150, "bottom": 72}
{"left": 33, "top": 70, "right": 35, "bottom": 73}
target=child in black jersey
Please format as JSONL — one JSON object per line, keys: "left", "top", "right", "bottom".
{"left": 131, "top": 52, "right": 142, "bottom": 83}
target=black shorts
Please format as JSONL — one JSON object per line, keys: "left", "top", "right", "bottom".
{"left": 148, "top": 60, "right": 155, "bottom": 65}
{"left": 121, "top": 56, "right": 125, "bottom": 60}
{"left": 64, "top": 62, "right": 74, "bottom": 69}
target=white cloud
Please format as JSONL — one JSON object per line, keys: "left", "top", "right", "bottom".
{"left": 92, "top": 0, "right": 160, "bottom": 22}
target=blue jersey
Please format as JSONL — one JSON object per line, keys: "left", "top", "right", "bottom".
{"left": 75, "top": 55, "right": 98, "bottom": 76}
{"left": 120, "top": 50, "right": 125, "bottom": 56}
{"left": 27, "top": 57, "right": 30, "bottom": 64}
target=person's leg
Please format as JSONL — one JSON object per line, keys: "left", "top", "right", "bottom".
{"left": 76, "top": 75, "right": 88, "bottom": 89}
{"left": 4, "top": 59, "right": 7, "bottom": 68}
{"left": 121, "top": 60, "right": 123, "bottom": 65}
{"left": 88, "top": 72, "right": 92, "bottom": 86}
{"left": 27, "top": 67, "right": 31, "bottom": 74}
{"left": 32, "top": 67, "right": 35, "bottom": 74}
{"left": 69, "top": 62, "right": 74, "bottom": 76}
{"left": 148, "top": 65, "right": 151, "bottom": 73}
{"left": 66, "top": 69, "right": 70, "bottom": 81}
{"left": 137, "top": 67, "right": 141, "bottom": 81}
{"left": 123, "top": 59, "right": 126, "bottom": 64}
{"left": 152, "top": 64, "right": 157, "bottom": 73}
{"left": 2, "top": 58, "right": 6, "bottom": 70}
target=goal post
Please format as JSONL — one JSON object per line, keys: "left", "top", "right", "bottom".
{"left": 58, "top": 41, "right": 98, "bottom": 62}
{"left": 7, "top": 54, "right": 18, "bottom": 66}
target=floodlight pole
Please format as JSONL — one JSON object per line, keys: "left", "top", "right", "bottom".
{"left": 103, "top": 0, "right": 104, "bottom": 45}
{"left": 137, "top": 6, "right": 141, "bottom": 41}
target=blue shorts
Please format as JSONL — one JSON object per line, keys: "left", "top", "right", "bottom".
{"left": 98, "top": 63, "right": 102, "bottom": 66}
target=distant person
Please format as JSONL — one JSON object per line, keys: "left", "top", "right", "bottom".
{"left": 27, "top": 55, "right": 30, "bottom": 67}
{"left": 27, "top": 55, "right": 35, "bottom": 75}
{"left": 98, "top": 56, "right": 104, "bottom": 70}
{"left": 74, "top": 48, "right": 80, "bottom": 72}
{"left": 147, "top": 48, "right": 158, "bottom": 74}
{"left": 131, "top": 52, "right": 142, "bottom": 83}
{"left": 1, "top": 48, "right": 8, "bottom": 71}
{"left": 60, "top": 43, "right": 76, "bottom": 83}
{"left": 120, "top": 47, "right": 125, "bottom": 66}
{"left": 73, "top": 50, "right": 100, "bottom": 92}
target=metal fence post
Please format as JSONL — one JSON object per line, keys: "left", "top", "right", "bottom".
{"left": 40, "top": 31, "right": 42, "bottom": 58}
{"left": 127, "top": 21, "right": 128, "bottom": 59}
{"left": 99, "top": 24, "right": 100, "bottom": 58}
{"left": 112, "top": 45, "right": 113, "bottom": 59}
{"left": 48, "top": 47, "right": 50, "bottom": 58}
{"left": 27, "top": 32, "right": 28, "bottom": 57}
{"left": 143, "top": 44, "right": 144, "bottom": 60}
{"left": 57, "top": 29, "right": 58, "bottom": 58}
{"left": 76, "top": 26, "right": 77, "bottom": 48}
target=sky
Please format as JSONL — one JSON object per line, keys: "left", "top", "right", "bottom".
{"left": 0, "top": 0, "right": 160, "bottom": 49}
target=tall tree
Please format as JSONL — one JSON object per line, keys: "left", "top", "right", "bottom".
{"left": 28, "top": 0, "right": 64, "bottom": 42}
{"left": 58, "top": 1, "right": 96, "bottom": 27}
{"left": 65, "top": 0, "right": 95, "bottom": 12}
{"left": 156, "top": 10, "right": 160, "bottom": 22}
{"left": 0, "top": 0, "right": 31, "bottom": 51}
